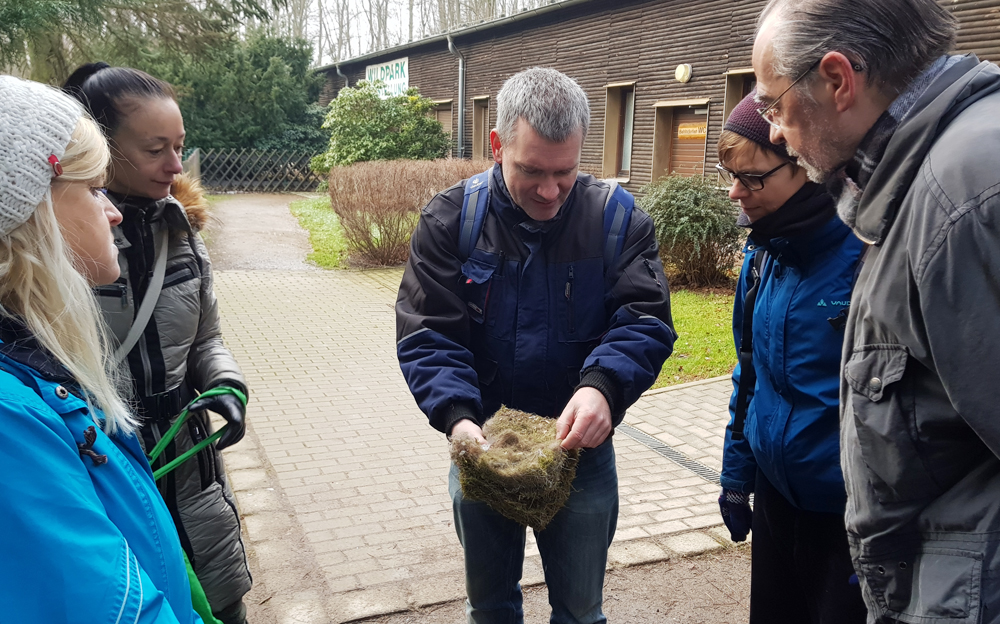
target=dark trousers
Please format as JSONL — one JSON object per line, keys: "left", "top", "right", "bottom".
{"left": 749, "top": 469, "right": 867, "bottom": 624}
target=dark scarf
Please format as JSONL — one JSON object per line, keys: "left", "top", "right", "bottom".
{"left": 830, "top": 55, "right": 962, "bottom": 229}
{"left": 0, "top": 316, "right": 74, "bottom": 384}
{"left": 741, "top": 182, "right": 836, "bottom": 245}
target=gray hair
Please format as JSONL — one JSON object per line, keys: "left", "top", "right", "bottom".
{"left": 495, "top": 67, "right": 590, "bottom": 144}
{"left": 758, "top": 0, "right": 957, "bottom": 96}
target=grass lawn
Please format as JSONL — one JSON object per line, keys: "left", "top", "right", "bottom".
{"left": 284, "top": 193, "right": 735, "bottom": 388}
{"left": 653, "top": 289, "right": 736, "bottom": 389}
{"left": 288, "top": 195, "right": 349, "bottom": 269}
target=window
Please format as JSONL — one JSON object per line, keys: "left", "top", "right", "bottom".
{"left": 723, "top": 69, "right": 757, "bottom": 124}
{"left": 602, "top": 82, "right": 637, "bottom": 179}
{"left": 472, "top": 96, "right": 491, "bottom": 160}
{"left": 651, "top": 99, "right": 710, "bottom": 180}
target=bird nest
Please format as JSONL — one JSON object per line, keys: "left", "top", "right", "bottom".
{"left": 450, "top": 406, "right": 579, "bottom": 531}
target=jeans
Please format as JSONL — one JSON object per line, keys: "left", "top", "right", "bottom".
{"left": 449, "top": 437, "right": 618, "bottom": 624}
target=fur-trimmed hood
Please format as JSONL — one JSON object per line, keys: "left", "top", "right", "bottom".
{"left": 169, "top": 173, "right": 209, "bottom": 232}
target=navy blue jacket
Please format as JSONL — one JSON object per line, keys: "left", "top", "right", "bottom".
{"left": 396, "top": 167, "right": 676, "bottom": 433}
{"left": 721, "top": 213, "right": 864, "bottom": 514}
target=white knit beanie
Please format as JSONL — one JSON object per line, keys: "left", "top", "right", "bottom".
{"left": 0, "top": 75, "right": 84, "bottom": 236}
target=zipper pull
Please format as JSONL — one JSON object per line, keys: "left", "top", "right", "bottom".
{"left": 497, "top": 251, "right": 506, "bottom": 277}
{"left": 565, "top": 265, "right": 574, "bottom": 300}
{"left": 643, "top": 258, "right": 662, "bottom": 288}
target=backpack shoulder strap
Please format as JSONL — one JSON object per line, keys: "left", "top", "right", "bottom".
{"left": 731, "top": 248, "right": 768, "bottom": 441}
{"left": 601, "top": 180, "right": 634, "bottom": 272}
{"left": 114, "top": 228, "right": 169, "bottom": 365}
{"left": 458, "top": 166, "right": 493, "bottom": 260}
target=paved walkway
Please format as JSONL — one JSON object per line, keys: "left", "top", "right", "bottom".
{"left": 206, "top": 195, "right": 738, "bottom": 624}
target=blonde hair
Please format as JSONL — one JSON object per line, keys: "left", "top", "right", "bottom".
{"left": 0, "top": 116, "right": 134, "bottom": 434}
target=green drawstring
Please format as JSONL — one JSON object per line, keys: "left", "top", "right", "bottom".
{"left": 147, "top": 386, "right": 248, "bottom": 481}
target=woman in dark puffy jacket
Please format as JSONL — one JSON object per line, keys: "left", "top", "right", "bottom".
{"left": 716, "top": 92, "right": 866, "bottom": 623}
{"left": 64, "top": 63, "right": 252, "bottom": 624}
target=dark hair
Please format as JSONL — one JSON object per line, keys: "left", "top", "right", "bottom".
{"left": 63, "top": 63, "right": 177, "bottom": 136}
{"left": 758, "top": 0, "right": 957, "bottom": 96}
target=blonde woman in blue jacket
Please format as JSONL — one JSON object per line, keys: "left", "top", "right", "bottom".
{"left": 0, "top": 76, "right": 201, "bottom": 623}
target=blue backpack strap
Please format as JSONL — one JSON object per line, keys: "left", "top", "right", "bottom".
{"left": 602, "top": 180, "right": 634, "bottom": 273}
{"left": 458, "top": 166, "right": 493, "bottom": 260}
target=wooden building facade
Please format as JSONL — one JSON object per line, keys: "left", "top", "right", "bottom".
{"left": 319, "top": 0, "right": 1000, "bottom": 195}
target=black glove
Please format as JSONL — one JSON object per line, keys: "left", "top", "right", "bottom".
{"left": 718, "top": 488, "right": 752, "bottom": 542}
{"left": 189, "top": 390, "right": 246, "bottom": 451}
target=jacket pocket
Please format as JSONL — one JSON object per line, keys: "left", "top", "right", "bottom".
{"left": 858, "top": 546, "right": 983, "bottom": 623}
{"left": 555, "top": 258, "right": 605, "bottom": 343}
{"left": 163, "top": 261, "right": 198, "bottom": 288}
{"left": 846, "top": 345, "right": 940, "bottom": 504}
{"left": 461, "top": 253, "right": 513, "bottom": 340}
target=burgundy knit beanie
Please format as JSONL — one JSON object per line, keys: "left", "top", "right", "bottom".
{"left": 724, "top": 89, "right": 788, "bottom": 159}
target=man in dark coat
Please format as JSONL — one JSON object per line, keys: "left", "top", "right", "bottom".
{"left": 754, "top": 0, "right": 1000, "bottom": 620}
{"left": 396, "top": 67, "right": 675, "bottom": 624}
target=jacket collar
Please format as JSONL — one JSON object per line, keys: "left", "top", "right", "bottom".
{"left": 109, "top": 191, "right": 193, "bottom": 235}
{"left": 0, "top": 319, "right": 89, "bottom": 415}
{"left": 854, "top": 55, "right": 1000, "bottom": 244}
{"left": 748, "top": 215, "right": 851, "bottom": 268}
{"left": 490, "top": 164, "right": 576, "bottom": 234}
{"left": 0, "top": 317, "right": 74, "bottom": 384}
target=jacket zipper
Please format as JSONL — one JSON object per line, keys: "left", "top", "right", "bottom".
{"left": 95, "top": 283, "right": 128, "bottom": 308}
{"left": 565, "top": 265, "right": 575, "bottom": 334}
{"left": 643, "top": 258, "right": 662, "bottom": 289}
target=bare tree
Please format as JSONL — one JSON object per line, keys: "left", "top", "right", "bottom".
{"left": 308, "top": 0, "right": 549, "bottom": 62}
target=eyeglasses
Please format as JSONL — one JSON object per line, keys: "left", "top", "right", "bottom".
{"left": 756, "top": 58, "right": 866, "bottom": 129}
{"left": 756, "top": 58, "right": 822, "bottom": 129}
{"left": 716, "top": 161, "right": 789, "bottom": 191}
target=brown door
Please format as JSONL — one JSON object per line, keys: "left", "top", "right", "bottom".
{"left": 668, "top": 110, "right": 708, "bottom": 177}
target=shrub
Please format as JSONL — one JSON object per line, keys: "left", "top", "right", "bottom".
{"left": 328, "top": 158, "right": 487, "bottom": 267}
{"left": 638, "top": 174, "right": 743, "bottom": 288}
{"left": 311, "top": 81, "right": 451, "bottom": 174}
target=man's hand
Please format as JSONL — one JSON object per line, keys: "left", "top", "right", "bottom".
{"left": 556, "top": 387, "right": 612, "bottom": 450}
{"left": 450, "top": 418, "right": 487, "bottom": 445}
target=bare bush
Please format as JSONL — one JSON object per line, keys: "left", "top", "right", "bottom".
{"left": 328, "top": 158, "right": 487, "bottom": 266}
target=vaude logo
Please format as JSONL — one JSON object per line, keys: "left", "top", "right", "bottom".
{"left": 471, "top": 177, "right": 484, "bottom": 188}
{"left": 817, "top": 298, "right": 851, "bottom": 307}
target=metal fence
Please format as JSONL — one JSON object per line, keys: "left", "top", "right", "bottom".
{"left": 190, "top": 148, "right": 324, "bottom": 193}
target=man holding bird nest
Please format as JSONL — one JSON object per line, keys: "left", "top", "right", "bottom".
{"left": 396, "top": 67, "right": 676, "bottom": 624}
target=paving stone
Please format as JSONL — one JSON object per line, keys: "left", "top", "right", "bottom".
{"left": 607, "top": 539, "right": 670, "bottom": 567}
{"left": 328, "top": 585, "right": 410, "bottom": 623}
{"left": 228, "top": 468, "right": 270, "bottom": 491}
{"left": 661, "top": 531, "right": 726, "bottom": 557}
{"left": 707, "top": 524, "right": 753, "bottom": 545}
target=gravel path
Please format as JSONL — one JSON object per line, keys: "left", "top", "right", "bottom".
{"left": 205, "top": 193, "right": 317, "bottom": 271}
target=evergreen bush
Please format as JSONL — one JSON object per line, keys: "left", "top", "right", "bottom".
{"left": 311, "top": 81, "right": 451, "bottom": 174}
{"left": 638, "top": 174, "right": 744, "bottom": 288}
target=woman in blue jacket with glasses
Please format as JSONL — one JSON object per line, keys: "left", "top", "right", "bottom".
{"left": 716, "top": 92, "right": 866, "bottom": 624}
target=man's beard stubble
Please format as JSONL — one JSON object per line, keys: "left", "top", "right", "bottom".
{"left": 786, "top": 144, "right": 833, "bottom": 184}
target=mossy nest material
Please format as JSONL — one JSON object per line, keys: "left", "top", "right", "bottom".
{"left": 450, "top": 406, "right": 580, "bottom": 531}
